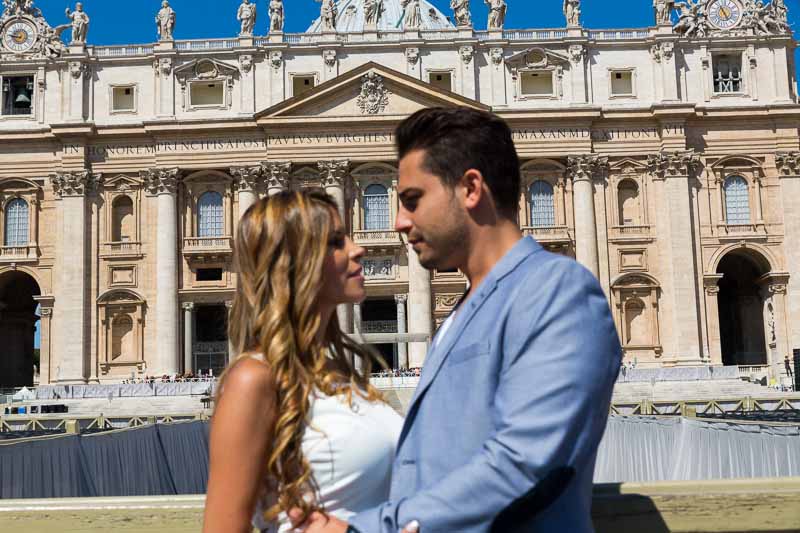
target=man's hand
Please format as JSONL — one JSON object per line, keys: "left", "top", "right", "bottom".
{"left": 288, "top": 509, "right": 347, "bottom": 533}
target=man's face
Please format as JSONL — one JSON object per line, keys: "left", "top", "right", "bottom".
{"left": 396, "top": 149, "right": 468, "bottom": 271}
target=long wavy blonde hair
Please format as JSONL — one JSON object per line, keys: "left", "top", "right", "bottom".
{"left": 221, "top": 189, "right": 384, "bottom": 522}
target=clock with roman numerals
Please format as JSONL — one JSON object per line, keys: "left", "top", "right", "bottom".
{"left": 2, "top": 19, "right": 38, "bottom": 54}
{"left": 707, "top": 0, "right": 744, "bottom": 30}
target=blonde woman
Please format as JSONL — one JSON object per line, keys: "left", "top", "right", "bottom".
{"left": 202, "top": 190, "right": 403, "bottom": 533}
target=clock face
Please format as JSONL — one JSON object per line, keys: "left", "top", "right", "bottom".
{"left": 707, "top": 0, "right": 743, "bottom": 30}
{"left": 2, "top": 20, "right": 37, "bottom": 53}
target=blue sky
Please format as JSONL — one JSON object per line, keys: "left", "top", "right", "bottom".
{"left": 34, "top": 1, "right": 800, "bottom": 45}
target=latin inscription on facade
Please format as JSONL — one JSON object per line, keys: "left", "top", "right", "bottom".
{"left": 64, "top": 138, "right": 268, "bottom": 161}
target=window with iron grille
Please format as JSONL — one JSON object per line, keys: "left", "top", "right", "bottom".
{"left": 4, "top": 198, "right": 29, "bottom": 246}
{"left": 529, "top": 180, "right": 555, "bottom": 227}
{"left": 724, "top": 176, "right": 750, "bottom": 225}
{"left": 364, "top": 184, "right": 390, "bottom": 230}
{"left": 713, "top": 55, "right": 742, "bottom": 93}
{"left": 197, "top": 192, "right": 224, "bottom": 237}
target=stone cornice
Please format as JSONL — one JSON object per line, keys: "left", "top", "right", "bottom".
{"left": 49, "top": 170, "right": 103, "bottom": 198}
{"left": 141, "top": 168, "right": 180, "bottom": 196}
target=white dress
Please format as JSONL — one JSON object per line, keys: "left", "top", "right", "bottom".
{"left": 252, "top": 385, "right": 404, "bottom": 532}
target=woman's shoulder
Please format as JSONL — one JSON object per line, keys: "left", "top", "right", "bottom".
{"left": 222, "top": 354, "right": 274, "bottom": 398}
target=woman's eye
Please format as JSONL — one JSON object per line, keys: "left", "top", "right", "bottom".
{"left": 328, "top": 236, "right": 345, "bottom": 248}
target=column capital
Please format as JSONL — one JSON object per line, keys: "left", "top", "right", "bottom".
{"left": 141, "top": 168, "right": 180, "bottom": 196}
{"left": 318, "top": 160, "right": 350, "bottom": 188}
{"left": 647, "top": 150, "right": 700, "bottom": 180}
{"left": 230, "top": 165, "right": 263, "bottom": 193}
{"left": 182, "top": 301, "right": 195, "bottom": 311}
{"left": 703, "top": 273, "right": 724, "bottom": 295}
{"left": 261, "top": 161, "right": 292, "bottom": 191}
{"left": 775, "top": 151, "right": 800, "bottom": 177}
{"left": 50, "top": 170, "right": 103, "bottom": 198}
{"left": 394, "top": 293, "right": 408, "bottom": 304}
{"left": 567, "top": 155, "right": 608, "bottom": 183}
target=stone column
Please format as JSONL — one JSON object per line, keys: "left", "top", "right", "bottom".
{"left": 648, "top": 151, "right": 703, "bottom": 365}
{"left": 226, "top": 301, "right": 235, "bottom": 361}
{"left": 703, "top": 275, "right": 724, "bottom": 366}
{"left": 262, "top": 161, "right": 291, "bottom": 196}
{"left": 142, "top": 168, "right": 180, "bottom": 375}
{"left": 407, "top": 244, "right": 432, "bottom": 368}
{"left": 153, "top": 56, "right": 175, "bottom": 117}
{"left": 50, "top": 171, "right": 101, "bottom": 383}
{"left": 458, "top": 46, "right": 476, "bottom": 100}
{"left": 319, "top": 160, "right": 352, "bottom": 332}
{"left": 33, "top": 297, "right": 55, "bottom": 384}
{"left": 183, "top": 302, "right": 194, "bottom": 374}
{"left": 230, "top": 165, "right": 262, "bottom": 220}
{"left": 567, "top": 155, "right": 605, "bottom": 278}
{"left": 352, "top": 302, "right": 363, "bottom": 372}
{"left": 776, "top": 152, "right": 800, "bottom": 354}
{"left": 395, "top": 294, "right": 409, "bottom": 369}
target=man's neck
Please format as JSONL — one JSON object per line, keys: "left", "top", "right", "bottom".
{"left": 460, "top": 219, "right": 523, "bottom": 297}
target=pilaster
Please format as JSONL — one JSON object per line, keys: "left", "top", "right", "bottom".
{"left": 458, "top": 45, "right": 476, "bottom": 100}
{"left": 567, "top": 155, "right": 606, "bottom": 278}
{"left": 775, "top": 152, "right": 800, "bottom": 354}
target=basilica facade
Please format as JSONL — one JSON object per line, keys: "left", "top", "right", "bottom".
{"left": 1, "top": 0, "right": 799, "bottom": 386}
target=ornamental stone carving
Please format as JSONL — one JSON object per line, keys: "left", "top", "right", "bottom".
{"left": 323, "top": 49, "right": 337, "bottom": 68}
{"left": 0, "top": 1, "right": 70, "bottom": 59}
{"left": 357, "top": 72, "right": 390, "bottom": 115}
{"left": 654, "top": 0, "right": 674, "bottom": 24}
{"left": 269, "top": 50, "right": 283, "bottom": 70}
{"left": 50, "top": 171, "right": 102, "bottom": 198}
{"left": 318, "top": 160, "right": 350, "bottom": 188}
{"left": 69, "top": 61, "right": 89, "bottom": 80}
{"left": 141, "top": 168, "right": 179, "bottom": 195}
{"left": 674, "top": 0, "right": 790, "bottom": 38}
{"left": 153, "top": 57, "right": 172, "bottom": 77}
{"left": 563, "top": 0, "right": 581, "bottom": 27}
{"left": 567, "top": 155, "right": 609, "bottom": 183}
{"left": 647, "top": 150, "right": 700, "bottom": 179}
{"left": 365, "top": 0, "right": 385, "bottom": 26}
{"left": 237, "top": 0, "right": 256, "bottom": 37}
{"left": 490, "top": 47, "right": 504, "bottom": 65}
{"left": 316, "top": 0, "right": 337, "bottom": 32}
{"left": 155, "top": 0, "right": 176, "bottom": 41}
{"left": 405, "top": 47, "right": 420, "bottom": 65}
{"left": 261, "top": 161, "right": 291, "bottom": 190}
{"left": 238, "top": 54, "right": 253, "bottom": 73}
{"left": 269, "top": 0, "right": 284, "bottom": 32}
{"left": 401, "top": 0, "right": 421, "bottom": 29}
{"left": 568, "top": 44, "right": 585, "bottom": 64}
{"left": 230, "top": 166, "right": 262, "bottom": 192}
{"left": 460, "top": 45, "right": 475, "bottom": 65}
{"left": 394, "top": 293, "right": 408, "bottom": 304}
{"left": 775, "top": 152, "right": 800, "bottom": 175}
{"left": 450, "top": 0, "right": 472, "bottom": 27}
{"left": 64, "top": 3, "right": 89, "bottom": 44}
{"left": 435, "top": 293, "right": 461, "bottom": 311}
{"left": 650, "top": 41, "right": 674, "bottom": 63}
{"left": 485, "top": 0, "right": 507, "bottom": 29}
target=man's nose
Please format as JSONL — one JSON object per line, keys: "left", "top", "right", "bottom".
{"left": 395, "top": 206, "right": 412, "bottom": 234}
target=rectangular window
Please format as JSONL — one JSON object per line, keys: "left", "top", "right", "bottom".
{"left": 520, "top": 71, "right": 554, "bottom": 97}
{"left": 1, "top": 75, "right": 34, "bottom": 116}
{"left": 610, "top": 70, "right": 634, "bottom": 96}
{"left": 111, "top": 86, "right": 136, "bottom": 113}
{"left": 196, "top": 268, "right": 223, "bottom": 282}
{"left": 292, "top": 75, "right": 315, "bottom": 96}
{"left": 713, "top": 54, "right": 742, "bottom": 93}
{"left": 428, "top": 72, "right": 453, "bottom": 92}
{"left": 190, "top": 81, "right": 225, "bottom": 107}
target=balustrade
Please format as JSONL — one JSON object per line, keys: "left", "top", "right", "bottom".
{"left": 353, "top": 230, "right": 402, "bottom": 247}
{"left": 521, "top": 225, "right": 571, "bottom": 244}
{"left": 0, "top": 244, "right": 38, "bottom": 262}
{"left": 100, "top": 241, "right": 142, "bottom": 258}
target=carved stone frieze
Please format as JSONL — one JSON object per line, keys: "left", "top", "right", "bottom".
{"left": 238, "top": 54, "right": 253, "bottom": 74}
{"left": 323, "top": 49, "right": 337, "bottom": 68}
{"left": 568, "top": 44, "right": 585, "bottom": 65}
{"left": 318, "top": 160, "right": 350, "bottom": 188}
{"left": 647, "top": 150, "right": 700, "bottom": 180}
{"left": 50, "top": 170, "right": 103, "bottom": 198}
{"left": 153, "top": 57, "right": 173, "bottom": 77}
{"left": 141, "top": 168, "right": 180, "bottom": 196}
{"left": 567, "top": 155, "right": 609, "bottom": 183}
{"left": 490, "top": 47, "right": 504, "bottom": 66}
{"left": 435, "top": 293, "right": 461, "bottom": 312}
{"left": 363, "top": 257, "right": 395, "bottom": 279}
{"left": 357, "top": 72, "right": 390, "bottom": 115}
{"left": 69, "top": 61, "right": 89, "bottom": 80}
{"left": 261, "top": 161, "right": 291, "bottom": 190}
{"left": 230, "top": 165, "right": 262, "bottom": 192}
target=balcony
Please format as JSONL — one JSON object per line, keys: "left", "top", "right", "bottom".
{"left": 353, "top": 230, "right": 402, "bottom": 249}
{"left": 609, "top": 225, "right": 653, "bottom": 243}
{"left": 182, "top": 236, "right": 232, "bottom": 262}
{"left": 0, "top": 244, "right": 38, "bottom": 264}
{"left": 521, "top": 226, "right": 571, "bottom": 247}
{"left": 100, "top": 241, "right": 142, "bottom": 259}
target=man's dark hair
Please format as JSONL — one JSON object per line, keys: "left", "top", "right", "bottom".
{"left": 396, "top": 107, "right": 521, "bottom": 219}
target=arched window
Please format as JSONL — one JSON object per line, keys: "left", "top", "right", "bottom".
{"left": 364, "top": 184, "right": 390, "bottom": 230}
{"left": 625, "top": 299, "right": 648, "bottom": 346}
{"left": 111, "top": 315, "right": 133, "bottom": 360}
{"left": 529, "top": 180, "right": 555, "bottom": 227}
{"left": 111, "top": 196, "right": 134, "bottom": 242}
{"left": 724, "top": 176, "right": 750, "bottom": 225}
{"left": 4, "top": 198, "right": 29, "bottom": 246}
{"left": 617, "top": 180, "right": 641, "bottom": 226}
{"left": 198, "top": 191, "right": 224, "bottom": 237}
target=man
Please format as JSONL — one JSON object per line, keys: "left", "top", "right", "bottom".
{"left": 298, "top": 107, "right": 622, "bottom": 532}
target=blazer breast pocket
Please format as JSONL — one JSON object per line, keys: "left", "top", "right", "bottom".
{"left": 446, "top": 341, "right": 491, "bottom": 366}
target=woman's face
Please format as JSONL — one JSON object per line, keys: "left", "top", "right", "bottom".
{"left": 319, "top": 211, "right": 366, "bottom": 308}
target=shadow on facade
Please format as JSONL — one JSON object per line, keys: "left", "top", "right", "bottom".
{"left": 0, "top": 270, "right": 40, "bottom": 387}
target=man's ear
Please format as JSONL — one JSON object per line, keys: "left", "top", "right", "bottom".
{"left": 460, "top": 169, "right": 485, "bottom": 211}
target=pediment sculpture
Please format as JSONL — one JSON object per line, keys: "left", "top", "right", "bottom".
{"left": 357, "top": 72, "right": 391, "bottom": 115}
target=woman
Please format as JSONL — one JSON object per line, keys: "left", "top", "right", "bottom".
{"left": 203, "top": 190, "right": 403, "bottom": 533}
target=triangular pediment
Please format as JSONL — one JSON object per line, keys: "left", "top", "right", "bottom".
{"left": 609, "top": 157, "right": 649, "bottom": 173}
{"left": 256, "top": 62, "right": 488, "bottom": 123}
{"left": 506, "top": 47, "right": 570, "bottom": 69}
{"left": 174, "top": 58, "right": 239, "bottom": 80}
{"left": 103, "top": 174, "right": 142, "bottom": 190}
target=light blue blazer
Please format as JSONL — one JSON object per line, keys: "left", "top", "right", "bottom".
{"left": 350, "top": 237, "right": 622, "bottom": 533}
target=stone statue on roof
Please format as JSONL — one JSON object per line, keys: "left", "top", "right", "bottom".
{"left": 450, "top": 0, "right": 472, "bottom": 27}
{"left": 402, "top": 0, "right": 422, "bottom": 29}
{"left": 156, "top": 0, "right": 176, "bottom": 41}
{"left": 237, "top": 0, "right": 256, "bottom": 36}
{"left": 485, "top": 0, "right": 507, "bottom": 30}
{"left": 316, "top": 0, "right": 337, "bottom": 31}
{"left": 269, "top": 0, "right": 284, "bottom": 32}
{"left": 65, "top": 2, "right": 89, "bottom": 43}
{"left": 654, "top": 0, "right": 674, "bottom": 25}
{"left": 563, "top": 0, "right": 581, "bottom": 27}
{"left": 364, "top": 0, "right": 384, "bottom": 26}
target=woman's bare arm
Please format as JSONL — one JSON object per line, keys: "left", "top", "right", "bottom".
{"left": 203, "top": 358, "right": 277, "bottom": 533}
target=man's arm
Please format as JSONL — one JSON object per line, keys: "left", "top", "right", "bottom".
{"left": 349, "top": 260, "right": 622, "bottom": 533}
